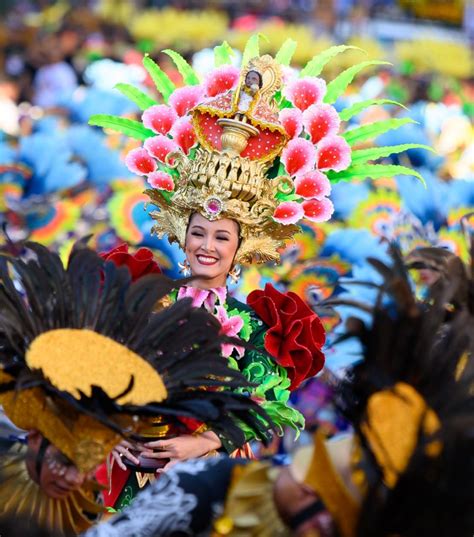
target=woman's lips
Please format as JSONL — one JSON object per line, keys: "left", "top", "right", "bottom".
{"left": 196, "top": 255, "right": 218, "bottom": 266}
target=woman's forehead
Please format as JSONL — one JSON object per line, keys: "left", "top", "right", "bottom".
{"left": 189, "top": 213, "right": 239, "bottom": 232}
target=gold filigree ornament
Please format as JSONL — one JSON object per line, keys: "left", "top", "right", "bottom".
{"left": 146, "top": 54, "right": 300, "bottom": 266}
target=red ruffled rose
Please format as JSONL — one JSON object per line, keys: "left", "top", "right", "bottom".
{"left": 100, "top": 244, "right": 161, "bottom": 282}
{"left": 247, "top": 283, "right": 325, "bottom": 390}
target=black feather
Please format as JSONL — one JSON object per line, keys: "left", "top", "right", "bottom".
{"left": 332, "top": 243, "right": 474, "bottom": 537}
{"left": 0, "top": 240, "right": 275, "bottom": 452}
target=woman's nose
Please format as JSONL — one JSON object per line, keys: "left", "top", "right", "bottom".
{"left": 203, "top": 236, "right": 216, "bottom": 252}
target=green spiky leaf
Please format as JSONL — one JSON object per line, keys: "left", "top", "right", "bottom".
{"left": 343, "top": 118, "right": 416, "bottom": 146}
{"left": 163, "top": 49, "right": 200, "bottom": 86}
{"left": 214, "top": 40, "right": 234, "bottom": 67}
{"left": 114, "top": 83, "right": 157, "bottom": 110}
{"left": 300, "top": 45, "right": 362, "bottom": 78}
{"left": 88, "top": 114, "right": 154, "bottom": 140}
{"left": 327, "top": 164, "right": 426, "bottom": 186}
{"left": 143, "top": 55, "right": 176, "bottom": 103}
{"left": 339, "top": 99, "right": 407, "bottom": 122}
{"left": 324, "top": 61, "right": 391, "bottom": 104}
{"left": 242, "top": 33, "right": 268, "bottom": 68}
{"left": 351, "top": 143, "right": 434, "bottom": 165}
{"left": 275, "top": 38, "right": 297, "bottom": 66}
{"left": 276, "top": 93, "right": 293, "bottom": 109}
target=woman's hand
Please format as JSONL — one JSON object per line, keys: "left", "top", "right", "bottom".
{"left": 111, "top": 440, "right": 143, "bottom": 471}
{"left": 140, "top": 431, "right": 222, "bottom": 469}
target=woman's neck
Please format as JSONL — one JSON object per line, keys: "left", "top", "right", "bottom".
{"left": 189, "top": 277, "right": 227, "bottom": 290}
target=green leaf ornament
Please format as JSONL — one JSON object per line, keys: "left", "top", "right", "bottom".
{"left": 142, "top": 54, "right": 176, "bottom": 103}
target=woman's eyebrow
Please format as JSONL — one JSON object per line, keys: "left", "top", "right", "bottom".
{"left": 216, "top": 229, "right": 231, "bottom": 234}
{"left": 190, "top": 225, "right": 205, "bottom": 230}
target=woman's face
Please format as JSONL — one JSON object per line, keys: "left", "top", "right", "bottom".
{"left": 185, "top": 213, "right": 240, "bottom": 288}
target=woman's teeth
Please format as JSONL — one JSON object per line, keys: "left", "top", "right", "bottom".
{"left": 197, "top": 255, "right": 218, "bottom": 265}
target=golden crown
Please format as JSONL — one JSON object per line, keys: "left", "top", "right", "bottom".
{"left": 89, "top": 38, "right": 425, "bottom": 263}
{"left": 146, "top": 55, "right": 300, "bottom": 264}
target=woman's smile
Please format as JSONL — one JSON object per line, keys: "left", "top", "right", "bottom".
{"left": 196, "top": 254, "right": 219, "bottom": 266}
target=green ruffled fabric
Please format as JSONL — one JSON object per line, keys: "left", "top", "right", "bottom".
{"left": 226, "top": 297, "right": 305, "bottom": 437}
{"left": 170, "top": 290, "right": 305, "bottom": 439}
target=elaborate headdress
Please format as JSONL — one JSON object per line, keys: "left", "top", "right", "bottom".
{"left": 0, "top": 240, "right": 272, "bottom": 533}
{"left": 90, "top": 37, "right": 426, "bottom": 264}
{"left": 292, "top": 244, "right": 474, "bottom": 537}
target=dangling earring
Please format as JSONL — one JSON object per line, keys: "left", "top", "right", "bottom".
{"left": 178, "top": 259, "right": 191, "bottom": 277}
{"left": 228, "top": 265, "right": 241, "bottom": 284}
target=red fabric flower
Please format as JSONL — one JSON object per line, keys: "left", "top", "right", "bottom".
{"left": 147, "top": 171, "right": 175, "bottom": 191}
{"left": 295, "top": 170, "right": 331, "bottom": 200}
{"left": 302, "top": 197, "right": 334, "bottom": 222}
{"left": 316, "top": 135, "right": 351, "bottom": 172}
{"left": 273, "top": 201, "right": 304, "bottom": 225}
{"left": 100, "top": 243, "right": 161, "bottom": 282}
{"left": 247, "top": 284, "right": 325, "bottom": 390}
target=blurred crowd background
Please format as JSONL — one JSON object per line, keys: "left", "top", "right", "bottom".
{"left": 0, "top": 0, "right": 472, "bottom": 435}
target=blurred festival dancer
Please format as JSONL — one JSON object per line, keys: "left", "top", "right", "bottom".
{"left": 0, "top": 239, "right": 272, "bottom": 534}
{"left": 83, "top": 244, "right": 474, "bottom": 537}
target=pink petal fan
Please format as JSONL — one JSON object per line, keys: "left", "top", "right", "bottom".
{"left": 144, "top": 135, "right": 179, "bottom": 164}
{"left": 302, "top": 198, "right": 334, "bottom": 222}
{"left": 279, "top": 108, "right": 303, "bottom": 139}
{"left": 125, "top": 147, "right": 156, "bottom": 175}
{"left": 142, "top": 105, "right": 178, "bottom": 135}
{"left": 170, "top": 117, "right": 197, "bottom": 155}
{"left": 147, "top": 171, "right": 175, "bottom": 191}
{"left": 283, "top": 77, "right": 327, "bottom": 111}
{"left": 168, "top": 86, "right": 205, "bottom": 117}
{"left": 273, "top": 201, "right": 305, "bottom": 225}
{"left": 204, "top": 65, "right": 240, "bottom": 97}
{"left": 281, "top": 138, "right": 317, "bottom": 177}
{"left": 303, "top": 104, "right": 340, "bottom": 144}
{"left": 316, "top": 135, "right": 351, "bottom": 172}
{"left": 295, "top": 171, "right": 331, "bottom": 200}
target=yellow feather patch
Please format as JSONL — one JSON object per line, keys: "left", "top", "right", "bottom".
{"left": 26, "top": 329, "right": 167, "bottom": 405}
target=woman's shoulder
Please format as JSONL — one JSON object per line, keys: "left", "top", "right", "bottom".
{"left": 226, "top": 296, "right": 266, "bottom": 326}
{"left": 226, "top": 296, "right": 251, "bottom": 313}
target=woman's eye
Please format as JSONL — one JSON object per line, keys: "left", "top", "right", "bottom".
{"left": 191, "top": 232, "right": 203, "bottom": 237}
{"left": 216, "top": 236, "right": 229, "bottom": 241}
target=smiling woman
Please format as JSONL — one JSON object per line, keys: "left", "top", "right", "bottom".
{"left": 185, "top": 213, "right": 240, "bottom": 288}
{"left": 98, "top": 50, "right": 330, "bottom": 512}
